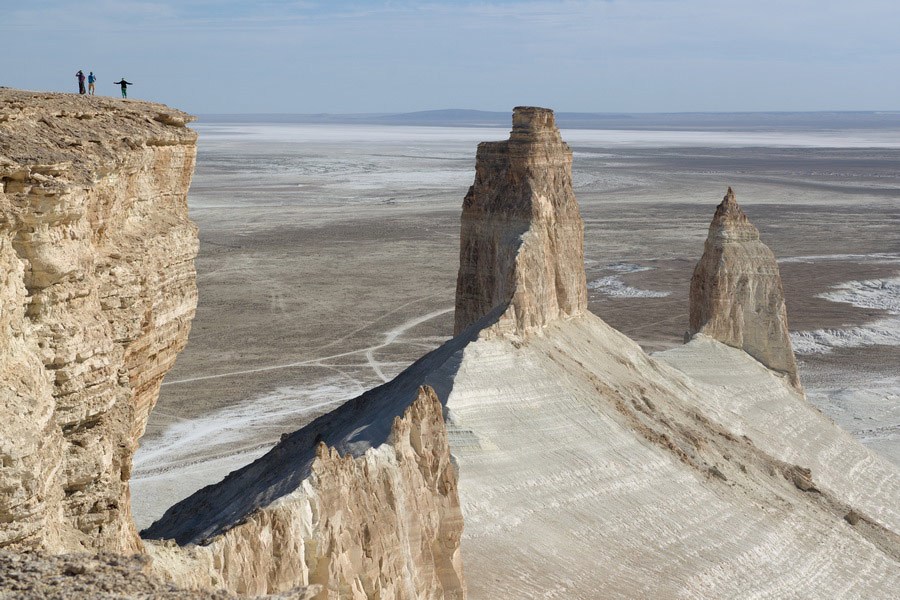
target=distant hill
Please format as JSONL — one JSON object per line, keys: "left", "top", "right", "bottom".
{"left": 198, "top": 108, "right": 900, "bottom": 130}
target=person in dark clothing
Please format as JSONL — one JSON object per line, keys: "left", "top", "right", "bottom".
{"left": 76, "top": 70, "right": 86, "bottom": 94}
{"left": 113, "top": 78, "right": 133, "bottom": 98}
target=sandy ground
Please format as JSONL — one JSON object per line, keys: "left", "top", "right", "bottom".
{"left": 131, "top": 122, "right": 900, "bottom": 529}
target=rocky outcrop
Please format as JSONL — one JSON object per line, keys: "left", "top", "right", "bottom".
{"left": 0, "top": 552, "right": 318, "bottom": 599}
{"left": 441, "top": 143, "right": 900, "bottom": 596}
{"left": 147, "top": 386, "right": 466, "bottom": 599}
{"left": 0, "top": 90, "right": 198, "bottom": 552}
{"left": 454, "top": 106, "right": 586, "bottom": 335}
{"left": 689, "top": 188, "right": 801, "bottom": 388}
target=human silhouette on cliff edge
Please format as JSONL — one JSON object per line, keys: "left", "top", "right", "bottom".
{"left": 76, "top": 70, "right": 85, "bottom": 94}
{"left": 88, "top": 72, "right": 96, "bottom": 95}
{"left": 114, "top": 78, "right": 133, "bottom": 98}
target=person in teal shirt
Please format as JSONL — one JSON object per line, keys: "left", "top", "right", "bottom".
{"left": 87, "top": 72, "right": 96, "bottom": 95}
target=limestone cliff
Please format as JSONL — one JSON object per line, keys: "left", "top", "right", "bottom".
{"left": 146, "top": 386, "right": 466, "bottom": 599}
{"left": 0, "top": 90, "right": 198, "bottom": 552}
{"left": 453, "top": 106, "right": 586, "bottom": 335}
{"left": 689, "top": 188, "right": 801, "bottom": 388}
{"left": 441, "top": 133, "right": 900, "bottom": 596}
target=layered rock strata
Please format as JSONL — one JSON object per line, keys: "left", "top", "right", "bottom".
{"left": 0, "top": 90, "right": 198, "bottom": 552}
{"left": 689, "top": 188, "right": 801, "bottom": 388}
{"left": 147, "top": 386, "right": 466, "bottom": 599}
{"left": 453, "top": 106, "right": 586, "bottom": 335}
{"left": 442, "top": 127, "right": 900, "bottom": 596}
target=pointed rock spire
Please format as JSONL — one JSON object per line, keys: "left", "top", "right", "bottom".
{"left": 453, "top": 107, "right": 587, "bottom": 335}
{"left": 689, "top": 188, "right": 801, "bottom": 389}
{"left": 708, "top": 186, "right": 760, "bottom": 243}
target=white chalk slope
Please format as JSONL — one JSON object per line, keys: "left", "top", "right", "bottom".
{"left": 146, "top": 305, "right": 900, "bottom": 597}
{"left": 444, "top": 313, "right": 900, "bottom": 598}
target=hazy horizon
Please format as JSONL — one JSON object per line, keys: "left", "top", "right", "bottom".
{"left": 5, "top": 1, "right": 900, "bottom": 115}
{"left": 195, "top": 108, "right": 900, "bottom": 116}
{"left": 189, "top": 108, "right": 900, "bottom": 133}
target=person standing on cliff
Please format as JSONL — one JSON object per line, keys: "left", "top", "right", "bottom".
{"left": 87, "top": 72, "right": 96, "bottom": 95}
{"left": 113, "top": 78, "right": 133, "bottom": 98}
{"left": 76, "top": 70, "right": 86, "bottom": 94}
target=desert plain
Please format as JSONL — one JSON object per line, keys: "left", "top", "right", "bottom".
{"left": 132, "top": 118, "right": 900, "bottom": 529}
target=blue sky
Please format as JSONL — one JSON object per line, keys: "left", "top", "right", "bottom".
{"left": 3, "top": 0, "right": 900, "bottom": 114}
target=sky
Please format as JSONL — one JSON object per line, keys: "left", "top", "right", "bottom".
{"left": 3, "top": 0, "right": 900, "bottom": 114}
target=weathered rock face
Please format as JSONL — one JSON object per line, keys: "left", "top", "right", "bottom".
{"left": 148, "top": 386, "right": 466, "bottom": 600}
{"left": 0, "top": 236, "right": 64, "bottom": 550}
{"left": 0, "top": 90, "right": 198, "bottom": 552}
{"left": 689, "top": 188, "right": 801, "bottom": 388}
{"left": 454, "top": 106, "right": 587, "bottom": 335}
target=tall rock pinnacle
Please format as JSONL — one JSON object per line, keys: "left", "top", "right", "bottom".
{"left": 454, "top": 107, "right": 587, "bottom": 335}
{"left": 689, "top": 188, "right": 801, "bottom": 388}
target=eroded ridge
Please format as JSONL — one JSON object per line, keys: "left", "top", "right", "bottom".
{"left": 0, "top": 89, "right": 198, "bottom": 552}
{"left": 147, "top": 386, "right": 466, "bottom": 599}
{"left": 689, "top": 187, "right": 801, "bottom": 388}
{"left": 454, "top": 106, "right": 587, "bottom": 335}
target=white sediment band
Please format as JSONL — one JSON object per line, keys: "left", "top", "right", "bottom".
{"left": 792, "top": 277, "right": 900, "bottom": 354}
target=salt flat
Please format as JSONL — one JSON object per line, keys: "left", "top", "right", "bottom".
{"left": 132, "top": 119, "right": 900, "bottom": 529}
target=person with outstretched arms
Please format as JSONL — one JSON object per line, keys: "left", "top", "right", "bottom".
{"left": 114, "top": 78, "right": 133, "bottom": 98}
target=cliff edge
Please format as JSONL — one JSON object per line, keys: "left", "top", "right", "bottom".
{"left": 0, "top": 89, "right": 198, "bottom": 553}
{"left": 0, "top": 90, "right": 466, "bottom": 599}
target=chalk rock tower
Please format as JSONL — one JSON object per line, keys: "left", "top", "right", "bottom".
{"left": 689, "top": 188, "right": 801, "bottom": 388}
{"left": 454, "top": 106, "right": 587, "bottom": 335}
